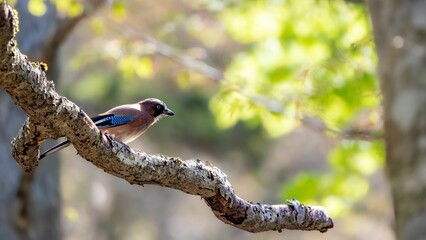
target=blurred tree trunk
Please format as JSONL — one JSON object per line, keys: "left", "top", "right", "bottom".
{"left": 369, "top": 0, "right": 426, "bottom": 239}
{"left": 0, "top": 1, "right": 102, "bottom": 239}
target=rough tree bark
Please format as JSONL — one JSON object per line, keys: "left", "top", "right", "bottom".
{"left": 0, "top": 2, "right": 333, "bottom": 234}
{"left": 368, "top": 0, "right": 426, "bottom": 239}
{"left": 0, "top": 0, "right": 105, "bottom": 239}
{"left": 0, "top": 1, "right": 88, "bottom": 239}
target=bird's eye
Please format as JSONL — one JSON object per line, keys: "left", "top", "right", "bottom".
{"left": 156, "top": 105, "right": 163, "bottom": 110}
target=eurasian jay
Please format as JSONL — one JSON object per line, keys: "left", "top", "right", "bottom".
{"left": 39, "top": 98, "right": 175, "bottom": 160}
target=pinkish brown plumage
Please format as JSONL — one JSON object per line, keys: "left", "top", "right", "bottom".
{"left": 39, "top": 98, "right": 174, "bottom": 160}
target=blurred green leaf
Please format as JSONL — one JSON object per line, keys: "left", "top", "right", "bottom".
{"left": 177, "top": 70, "right": 191, "bottom": 90}
{"left": 117, "top": 55, "right": 153, "bottom": 80}
{"left": 90, "top": 18, "right": 106, "bottom": 36}
{"left": 112, "top": 1, "right": 127, "bottom": 19}
{"left": 281, "top": 171, "right": 371, "bottom": 217}
{"left": 28, "top": 0, "right": 46, "bottom": 16}
{"left": 330, "top": 140, "right": 384, "bottom": 175}
{"left": 52, "top": 0, "right": 83, "bottom": 17}
{"left": 135, "top": 57, "right": 154, "bottom": 79}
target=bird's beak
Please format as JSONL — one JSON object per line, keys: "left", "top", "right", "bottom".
{"left": 163, "top": 108, "right": 175, "bottom": 116}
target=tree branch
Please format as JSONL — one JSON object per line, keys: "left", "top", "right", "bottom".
{"left": 0, "top": 2, "right": 333, "bottom": 233}
{"left": 12, "top": 118, "right": 53, "bottom": 171}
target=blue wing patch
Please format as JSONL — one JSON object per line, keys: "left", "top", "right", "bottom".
{"left": 91, "top": 114, "right": 135, "bottom": 128}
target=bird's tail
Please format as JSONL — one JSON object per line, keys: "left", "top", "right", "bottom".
{"left": 39, "top": 140, "right": 71, "bottom": 160}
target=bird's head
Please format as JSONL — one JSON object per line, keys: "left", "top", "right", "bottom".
{"left": 139, "top": 98, "right": 175, "bottom": 121}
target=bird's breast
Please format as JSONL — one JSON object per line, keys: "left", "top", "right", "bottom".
{"left": 101, "top": 125, "right": 146, "bottom": 144}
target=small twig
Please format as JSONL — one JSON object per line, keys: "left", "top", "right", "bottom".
{"left": 302, "top": 115, "right": 383, "bottom": 141}
{"left": 98, "top": 8, "right": 224, "bottom": 81}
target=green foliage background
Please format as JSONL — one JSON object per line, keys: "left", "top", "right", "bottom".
{"left": 27, "top": 0, "right": 384, "bottom": 219}
{"left": 213, "top": 0, "right": 383, "bottom": 216}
